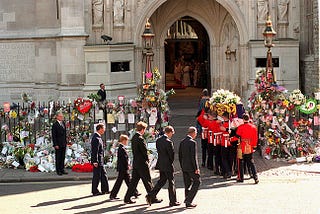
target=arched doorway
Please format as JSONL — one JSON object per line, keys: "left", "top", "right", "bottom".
{"left": 164, "top": 16, "right": 210, "bottom": 91}
{"left": 134, "top": 0, "right": 249, "bottom": 98}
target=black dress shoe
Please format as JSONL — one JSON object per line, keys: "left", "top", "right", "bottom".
{"left": 102, "top": 191, "right": 110, "bottom": 194}
{"left": 61, "top": 171, "right": 68, "bottom": 174}
{"left": 124, "top": 199, "right": 136, "bottom": 204}
{"left": 254, "top": 179, "right": 259, "bottom": 184}
{"left": 57, "top": 172, "right": 63, "bottom": 176}
{"left": 169, "top": 201, "right": 181, "bottom": 207}
{"left": 236, "top": 179, "right": 244, "bottom": 183}
{"left": 186, "top": 203, "right": 197, "bottom": 208}
{"left": 151, "top": 198, "right": 163, "bottom": 204}
{"left": 92, "top": 192, "right": 102, "bottom": 196}
{"left": 134, "top": 193, "right": 141, "bottom": 198}
{"left": 110, "top": 196, "right": 120, "bottom": 200}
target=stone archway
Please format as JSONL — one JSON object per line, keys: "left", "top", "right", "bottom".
{"left": 135, "top": 0, "right": 249, "bottom": 96}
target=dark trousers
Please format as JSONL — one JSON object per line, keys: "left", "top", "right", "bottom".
{"left": 55, "top": 147, "right": 66, "bottom": 173}
{"left": 110, "top": 170, "right": 138, "bottom": 198}
{"left": 149, "top": 171, "right": 177, "bottom": 203}
{"left": 92, "top": 165, "right": 109, "bottom": 194}
{"left": 201, "top": 139, "right": 208, "bottom": 166}
{"left": 182, "top": 171, "right": 200, "bottom": 205}
{"left": 124, "top": 166, "right": 153, "bottom": 201}
{"left": 214, "top": 145, "right": 222, "bottom": 174}
{"left": 207, "top": 143, "right": 214, "bottom": 170}
{"left": 238, "top": 153, "right": 258, "bottom": 181}
{"left": 230, "top": 142, "right": 238, "bottom": 175}
{"left": 221, "top": 146, "right": 232, "bottom": 177}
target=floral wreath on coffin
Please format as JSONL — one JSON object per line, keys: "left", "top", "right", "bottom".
{"left": 205, "top": 89, "right": 242, "bottom": 116}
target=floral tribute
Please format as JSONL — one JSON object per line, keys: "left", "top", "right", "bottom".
{"left": 74, "top": 98, "right": 93, "bottom": 115}
{"left": 206, "top": 89, "right": 241, "bottom": 116}
{"left": 249, "top": 68, "right": 320, "bottom": 162}
{"left": 138, "top": 67, "right": 175, "bottom": 129}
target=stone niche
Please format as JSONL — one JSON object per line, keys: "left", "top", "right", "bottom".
{"left": 83, "top": 43, "right": 137, "bottom": 99}
{"left": 248, "top": 39, "right": 300, "bottom": 93}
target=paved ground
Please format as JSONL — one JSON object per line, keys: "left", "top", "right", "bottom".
{"left": 1, "top": 87, "right": 320, "bottom": 213}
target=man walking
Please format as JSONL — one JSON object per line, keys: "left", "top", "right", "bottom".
{"left": 52, "top": 111, "right": 68, "bottom": 176}
{"left": 179, "top": 126, "right": 201, "bottom": 208}
{"left": 236, "top": 114, "right": 259, "bottom": 184}
{"left": 124, "top": 121, "right": 161, "bottom": 204}
{"left": 91, "top": 123, "right": 110, "bottom": 196}
{"left": 146, "top": 126, "right": 180, "bottom": 207}
{"left": 109, "top": 134, "right": 140, "bottom": 200}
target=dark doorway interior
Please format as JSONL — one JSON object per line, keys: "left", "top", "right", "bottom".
{"left": 165, "top": 16, "right": 210, "bottom": 91}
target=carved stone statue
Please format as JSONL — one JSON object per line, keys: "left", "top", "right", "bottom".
{"left": 257, "top": 0, "right": 269, "bottom": 22}
{"left": 114, "top": 0, "right": 124, "bottom": 26}
{"left": 92, "top": 0, "right": 104, "bottom": 27}
{"left": 278, "top": 0, "right": 289, "bottom": 22}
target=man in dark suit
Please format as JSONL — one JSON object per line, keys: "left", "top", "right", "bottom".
{"left": 110, "top": 134, "right": 140, "bottom": 200}
{"left": 97, "top": 83, "right": 106, "bottom": 102}
{"left": 52, "top": 112, "right": 68, "bottom": 176}
{"left": 146, "top": 126, "right": 180, "bottom": 206}
{"left": 91, "top": 123, "right": 110, "bottom": 196}
{"left": 179, "top": 126, "right": 201, "bottom": 208}
{"left": 124, "top": 121, "right": 161, "bottom": 204}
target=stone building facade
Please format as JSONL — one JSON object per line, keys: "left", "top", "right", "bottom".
{"left": 0, "top": 0, "right": 318, "bottom": 103}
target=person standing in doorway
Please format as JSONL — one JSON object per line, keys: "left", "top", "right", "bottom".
{"left": 91, "top": 123, "right": 110, "bottom": 196}
{"left": 52, "top": 111, "right": 68, "bottom": 176}
{"left": 146, "top": 126, "right": 180, "bottom": 207}
{"left": 179, "top": 126, "right": 201, "bottom": 208}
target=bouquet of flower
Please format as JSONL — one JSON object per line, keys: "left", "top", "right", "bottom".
{"left": 288, "top": 89, "right": 305, "bottom": 106}
{"left": 74, "top": 97, "right": 93, "bottom": 115}
{"left": 206, "top": 89, "right": 241, "bottom": 116}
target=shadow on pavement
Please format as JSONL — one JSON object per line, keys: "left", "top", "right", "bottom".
{"left": 31, "top": 194, "right": 92, "bottom": 207}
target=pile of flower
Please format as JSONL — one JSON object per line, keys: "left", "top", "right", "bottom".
{"left": 249, "top": 68, "right": 319, "bottom": 161}
{"left": 206, "top": 89, "right": 241, "bottom": 116}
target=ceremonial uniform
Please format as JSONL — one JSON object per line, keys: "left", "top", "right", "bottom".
{"left": 197, "top": 110, "right": 220, "bottom": 171}
{"left": 236, "top": 120, "right": 259, "bottom": 183}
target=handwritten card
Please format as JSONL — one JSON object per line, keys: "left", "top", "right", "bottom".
{"left": 107, "top": 114, "right": 115, "bottom": 124}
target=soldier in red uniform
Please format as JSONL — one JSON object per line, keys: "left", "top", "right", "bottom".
{"left": 197, "top": 110, "right": 221, "bottom": 171}
{"left": 236, "top": 114, "right": 259, "bottom": 184}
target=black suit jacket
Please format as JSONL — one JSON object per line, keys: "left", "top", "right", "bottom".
{"left": 131, "top": 132, "right": 149, "bottom": 170}
{"left": 179, "top": 135, "right": 199, "bottom": 172}
{"left": 155, "top": 135, "right": 174, "bottom": 172}
{"left": 91, "top": 133, "right": 105, "bottom": 166}
{"left": 51, "top": 121, "right": 67, "bottom": 148}
{"left": 97, "top": 89, "right": 106, "bottom": 101}
{"left": 117, "top": 144, "right": 129, "bottom": 171}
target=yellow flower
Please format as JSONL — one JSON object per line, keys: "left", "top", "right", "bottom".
{"left": 9, "top": 110, "right": 17, "bottom": 119}
{"left": 283, "top": 99, "right": 289, "bottom": 107}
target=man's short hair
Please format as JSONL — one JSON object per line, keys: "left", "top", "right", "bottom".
{"left": 119, "top": 134, "right": 129, "bottom": 142}
{"left": 164, "top": 125, "right": 174, "bottom": 134}
{"left": 100, "top": 83, "right": 104, "bottom": 87}
{"left": 96, "top": 123, "right": 105, "bottom": 131}
{"left": 188, "top": 126, "right": 197, "bottom": 134}
{"left": 136, "top": 121, "right": 148, "bottom": 131}
{"left": 242, "top": 114, "right": 250, "bottom": 121}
